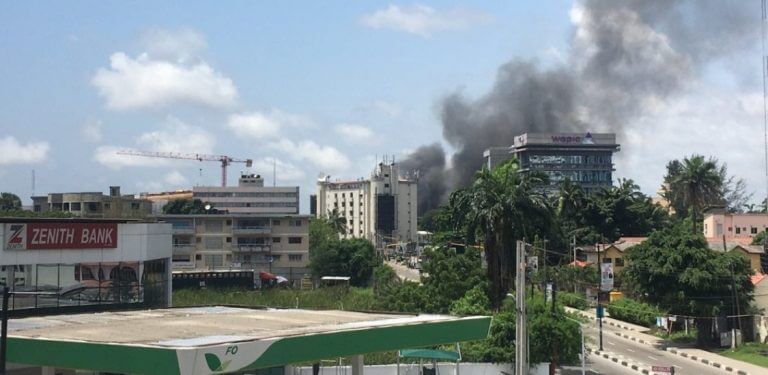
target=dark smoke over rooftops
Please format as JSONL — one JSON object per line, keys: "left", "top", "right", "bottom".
{"left": 401, "top": 0, "right": 758, "bottom": 215}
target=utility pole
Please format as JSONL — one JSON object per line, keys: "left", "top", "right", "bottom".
{"left": 597, "top": 239, "right": 604, "bottom": 351}
{"left": 515, "top": 240, "right": 528, "bottom": 375}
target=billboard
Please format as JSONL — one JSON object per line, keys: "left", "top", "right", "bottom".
{"left": 5, "top": 223, "right": 118, "bottom": 250}
{"left": 600, "top": 263, "right": 614, "bottom": 292}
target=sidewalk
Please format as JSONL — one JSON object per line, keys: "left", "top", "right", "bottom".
{"left": 564, "top": 306, "right": 765, "bottom": 375}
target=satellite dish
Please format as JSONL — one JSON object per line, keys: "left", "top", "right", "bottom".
{"left": 204, "top": 204, "right": 212, "bottom": 211}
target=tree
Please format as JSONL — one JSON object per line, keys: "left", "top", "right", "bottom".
{"left": 581, "top": 179, "right": 667, "bottom": 242}
{"left": 420, "top": 246, "right": 487, "bottom": 313}
{"left": 0, "top": 193, "right": 22, "bottom": 211}
{"left": 456, "top": 159, "right": 554, "bottom": 309}
{"left": 162, "top": 199, "right": 209, "bottom": 214}
{"left": 661, "top": 155, "right": 749, "bottom": 232}
{"left": 622, "top": 221, "right": 753, "bottom": 346}
{"left": 308, "top": 218, "right": 378, "bottom": 287}
{"left": 325, "top": 208, "right": 347, "bottom": 235}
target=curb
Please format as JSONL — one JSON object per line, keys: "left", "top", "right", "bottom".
{"left": 586, "top": 347, "right": 649, "bottom": 374}
{"left": 666, "top": 347, "right": 749, "bottom": 375}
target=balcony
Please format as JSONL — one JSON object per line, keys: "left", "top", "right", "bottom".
{"left": 234, "top": 245, "right": 271, "bottom": 253}
{"left": 172, "top": 244, "right": 195, "bottom": 254}
{"left": 232, "top": 226, "right": 271, "bottom": 235}
{"left": 171, "top": 225, "right": 196, "bottom": 234}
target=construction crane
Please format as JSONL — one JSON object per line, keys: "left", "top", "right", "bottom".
{"left": 116, "top": 150, "right": 253, "bottom": 187}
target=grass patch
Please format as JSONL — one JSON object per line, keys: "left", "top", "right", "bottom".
{"left": 172, "top": 286, "right": 379, "bottom": 311}
{"left": 719, "top": 343, "right": 768, "bottom": 368}
{"left": 653, "top": 329, "right": 697, "bottom": 345}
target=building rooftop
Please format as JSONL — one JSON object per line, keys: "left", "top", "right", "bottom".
{"left": 7, "top": 306, "right": 491, "bottom": 375}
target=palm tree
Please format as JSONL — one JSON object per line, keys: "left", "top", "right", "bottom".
{"left": 669, "top": 155, "right": 722, "bottom": 233}
{"left": 464, "top": 158, "right": 552, "bottom": 308}
{"left": 326, "top": 208, "right": 347, "bottom": 235}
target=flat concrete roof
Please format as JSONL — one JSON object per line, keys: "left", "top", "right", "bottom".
{"left": 7, "top": 306, "right": 491, "bottom": 375}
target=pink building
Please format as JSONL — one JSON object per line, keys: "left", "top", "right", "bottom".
{"left": 702, "top": 212, "right": 768, "bottom": 243}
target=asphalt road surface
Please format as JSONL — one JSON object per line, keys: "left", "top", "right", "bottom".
{"left": 581, "top": 319, "right": 729, "bottom": 374}
{"left": 561, "top": 353, "right": 639, "bottom": 375}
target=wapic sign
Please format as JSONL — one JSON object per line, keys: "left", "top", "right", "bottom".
{"left": 5, "top": 223, "right": 118, "bottom": 250}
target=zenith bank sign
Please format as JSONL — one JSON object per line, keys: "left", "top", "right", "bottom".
{"left": 5, "top": 223, "right": 118, "bottom": 250}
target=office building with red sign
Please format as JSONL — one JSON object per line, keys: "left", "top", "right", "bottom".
{"left": 0, "top": 218, "right": 171, "bottom": 313}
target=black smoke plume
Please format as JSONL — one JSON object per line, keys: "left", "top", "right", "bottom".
{"left": 401, "top": 0, "right": 758, "bottom": 215}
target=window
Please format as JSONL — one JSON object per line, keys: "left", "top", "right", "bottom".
{"left": 752, "top": 227, "right": 758, "bottom": 234}
{"left": 226, "top": 237, "right": 232, "bottom": 243}
{"left": 204, "top": 237, "right": 224, "bottom": 249}
{"left": 70, "top": 202, "right": 81, "bottom": 211}
{"left": 289, "top": 219, "right": 302, "bottom": 227}
{"left": 226, "top": 220, "right": 232, "bottom": 226}
{"left": 602, "top": 257, "right": 612, "bottom": 264}
{"left": 271, "top": 254, "right": 281, "bottom": 261}
{"left": 272, "top": 237, "right": 281, "bottom": 243}
{"left": 615, "top": 258, "right": 624, "bottom": 267}
{"left": 289, "top": 254, "right": 303, "bottom": 262}
{"left": 131, "top": 202, "right": 140, "bottom": 210}
{"left": 288, "top": 237, "right": 302, "bottom": 244}
{"left": 103, "top": 203, "right": 111, "bottom": 210}
{"left": 349, "top": 211, "right": 353, "bottom": 216}
{"left": 195, "top": 254, "right": 202, "bottom": 261}
{"left": 736, "top": 227, "right": 741, "bottom": 234}
{"left": 384, "top": 183, "right": 390, "bottom": 188}
{"left": 87, "top": 202, "right": 100, "bottom": 211}
{"left": 272, "top": 219, "right": 281, "bottom": 226}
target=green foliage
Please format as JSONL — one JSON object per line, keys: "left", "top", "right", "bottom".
{"left": 606, "top": 298, "right": 662, "bottom": 327}
{"left": 162, "top": 199, "right": 209, "bottom": 214}
{"left": 461, "top": 311, "right": 516, "bottom": 363}
{"left": 0, "top": 209, "right": 74, "bottom": 218}
{"left": 309, "top": 236, "right": 378, "bottom": 287}
{"left": 450, "top": 285, "right": 491, "bottom": 316}
{"left": 752, "top": 230, "right": 767, "bottom": 246}
{"left": 375, "top": 281, "right": 427, "bottom": 313}
{"left": 720, "top": 343, "right": 768, "bottom": 368}
{"left": 324, "top": 208, "right": 347, "bottom": 235}
{"left": 372, "top": 264, "right": 398, "bottom": 294}
{"left": 419, "top": 246, "right": 487, "bottom": 313}
{"left": 527, "top": 296, "right": 582, "bottom": 365}
{"left": 0, "top": 193, "right": 22, "bottom": 211}
{"left": 451, "top": 159, "right": 555, "bottom": 308}
{"left": 550, "top": 264, "right": 599, "bottom": 295}
{"left": 558, "top": 292, "right": 589, "bottom": 310}
{"left": 622, "top": 221, "right": 754, "bottom": 346}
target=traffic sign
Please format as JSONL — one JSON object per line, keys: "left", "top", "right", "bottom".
{"left": 651, "top": 365, "right": 672, "bottom": 373}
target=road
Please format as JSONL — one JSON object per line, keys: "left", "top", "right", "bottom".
{"left": 581, "top": 319, "right": 728, "bottom": 374}
{"left": 385, "top": 260, "right": 421, "bottom": 282}
{"left": 561, "top": 353, "right": 639, "bottom": 375}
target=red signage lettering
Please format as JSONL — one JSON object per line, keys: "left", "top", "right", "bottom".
{"left": 5, "top": 223, "right": 118, "bottom": 250}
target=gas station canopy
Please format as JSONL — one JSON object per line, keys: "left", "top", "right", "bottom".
{"left": 7, "top": 306, "right": 492, "bottom": 375}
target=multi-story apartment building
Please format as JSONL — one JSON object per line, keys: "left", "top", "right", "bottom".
{"left": 31, "top": 186, "right": 152, "bottom": 218}
{"left": 484, "top": 132, "right": 620, "bottom": 195}
{"left": 703, "top": 212, "right": 768, "bottom": 243}
{"left": 160, "top": 213, "right": 311, "bottom": 282}
{"left": 192, "top": 173, "right": 299, "bottom": 214}
{"left": 316, "top": 161, "right": 417, "bottom": 245}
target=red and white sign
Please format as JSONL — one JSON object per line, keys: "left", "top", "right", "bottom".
{"left": 5, "top": 223, "right": 118, "bottom": 250}
{"left": 651, "top": 365, "right": 672, "bottom": 373}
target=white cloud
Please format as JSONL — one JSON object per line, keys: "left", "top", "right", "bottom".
{"left": 360, "top": 4, "right": 491, "bottom": 37}
{"left": 270, "top": 139, "right": 350, "bottom": 172}
{"left": 94, "top": 117, "right": 215, "bottom": 169}
{"left": 136, "top": 117, "right": 215, "bottom": 153}
{"left": 92, "top": 29, "right": 238, "bottom": 110}
{"left": 0, "top": 136, "right": 49, "bottom": 165}
{"left": 140, "top": 28, "right": 206, "bottom": 63}
{"left": 334, "top": 123, "right": 375, "bottom": 143}
{"left": 250, "top": 157, "right": 306, "bottom": 183}
{"left": 82, "top": 120, "right": 103, "bottom": 142}
{"left": 370, "top": 100, "right": 403, "bottom": 117}
{"left": 164, "top": 170, "right": 189, "bottom": 186}
{"left": 614, "top": 86, "right": 767, "bottom": 201}
{"left": 227, "top": 109, "right": 314, "bottom": 140}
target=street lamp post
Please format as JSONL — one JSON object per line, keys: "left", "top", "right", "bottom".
{"left": 563, "top": 315, "right": 585, "bottom": 375}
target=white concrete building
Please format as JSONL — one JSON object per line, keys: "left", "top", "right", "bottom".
{"left": 0, "top": 218, "right": 172, "bottom": 311}
{"left": 316, "top": 161, "right": 417, "bottom": 245}
{"left": 193, "top": 173, "right": 299, "bottom": 214}
{"left": 159, "top": 213, "right": 311, "bottom": 283}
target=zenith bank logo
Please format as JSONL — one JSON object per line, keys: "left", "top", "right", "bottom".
{"left": 6, "top": 224, "right": 25, "bottom": 250}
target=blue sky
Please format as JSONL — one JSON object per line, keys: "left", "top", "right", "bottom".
{"left": 1, "top": 1, "right": 766, "bottom": 212}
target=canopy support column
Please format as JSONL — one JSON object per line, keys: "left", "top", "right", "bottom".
{"left": 351, "top": 354, "right": 364, "bottom": 375}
